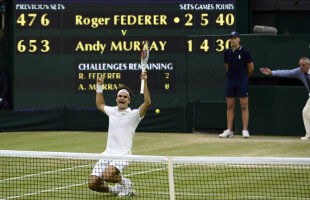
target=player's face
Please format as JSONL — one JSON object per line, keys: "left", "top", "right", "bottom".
{"left": 299, "top": 59, "right": 310, "bottom": 74}
{"left": 229, "top": 37, "right": 240, "bottom": 48}
{"left": 116, "top": 92, "right": 130, "bottom": 110}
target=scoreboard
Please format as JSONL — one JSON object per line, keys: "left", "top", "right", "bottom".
{"left": 12, "top": 0, "right": 235, "bottom": 109}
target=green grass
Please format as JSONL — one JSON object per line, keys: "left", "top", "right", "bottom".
{"left": 0, "top": 131, "right": 310, "bottom": 157}
{"left": 1, "top": 156, "right": 309, "bottom": 199}
{"left": 0, "top": 131, "right": 310, "bottom": 199}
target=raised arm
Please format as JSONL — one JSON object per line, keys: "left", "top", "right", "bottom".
{"left": 139, "top": 72, "right": 151, "bottom": 117}
{"left": 96, "top": 77, "right": 106, "bottom": 114}
{"left": 247, "top": 62, "right": 254, "bottom": 77}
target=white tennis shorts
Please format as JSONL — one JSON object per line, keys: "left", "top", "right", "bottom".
{"left": 91, "top": 159, "right": 129, "bottom": 178}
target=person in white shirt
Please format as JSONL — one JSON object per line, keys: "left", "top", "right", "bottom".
{"left": 88, "top": 71, "right": 151, "bottom": 197}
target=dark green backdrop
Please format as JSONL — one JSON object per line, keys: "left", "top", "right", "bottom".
{"left": 2, "top": 35, "right": 309, "bottom": 135}
{"left": 2, "top": 0, "right": 310, "bottom": 135}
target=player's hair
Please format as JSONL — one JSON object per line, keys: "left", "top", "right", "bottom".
{"left": 300, "top": 57, "right": 310, "bottom": 64}
{"left": 117, "top": 85, "right": 133, "bottom": 99}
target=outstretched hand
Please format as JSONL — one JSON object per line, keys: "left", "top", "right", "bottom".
{"left": 260, "top": 68, "right": 272, "bottom": 75}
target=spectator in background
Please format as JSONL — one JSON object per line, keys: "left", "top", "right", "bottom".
{"left": 219, "top": 31, "right": 254, "bottom": 138}
{"left": 0, "top": 70, "right": 9, "bottom": 110}
{"left": 260, "top": 57, "right": 310, "bottom": 141}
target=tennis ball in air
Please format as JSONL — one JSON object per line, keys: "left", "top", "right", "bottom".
{"left": 155, "top": 109, "right": 160, "bottom": 114}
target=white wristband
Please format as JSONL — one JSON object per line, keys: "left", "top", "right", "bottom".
{"left": 96, "top": 84, "right": 103, "bottom": 93}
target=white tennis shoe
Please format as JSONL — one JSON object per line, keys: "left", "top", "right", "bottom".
{"left": 111, "top": 183, "right": 122, "bottom": 195}
{"left": 118, "top": 188, "right": 137, "bottom": 197}
{"left": 219, "top": 129, "right": 233, "bottom": 138}
{"left": 118, "top": 178, "right": 137, "bottom": 197}
{"left": 301, "top": 136, "right": 310, "bottom": 141}
{"left": 242, "top": 130, "right": 250, "bottom": 138}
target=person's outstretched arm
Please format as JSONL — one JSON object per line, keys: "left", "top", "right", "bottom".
{"left": 96, "top": 77, "right": 106, "bottom": 114}
{"left": 260, "top": 67, "right": 300, "bottom": 79}
{"left": 139, "top": 72, "right": 151, "bottom": 117}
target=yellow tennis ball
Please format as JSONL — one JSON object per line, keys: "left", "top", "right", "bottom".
{"left": 155, "top": 109, "right": 160, "bottom": 114}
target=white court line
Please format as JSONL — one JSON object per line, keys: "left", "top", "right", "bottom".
{"left": 182, "top": 162, "right": 310, "bottom": 169}
{"left": 0, "top": 166, "right": 168, "bottom": 200}
{"left": 0, "top": 164, "right": 91, "bottom": 183}
{"left": 1, "top": 183, "right": 86, "bottom": 200}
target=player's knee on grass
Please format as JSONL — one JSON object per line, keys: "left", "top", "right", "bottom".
{"left": 88, "top": 183, "right": 98, "bottom": 191}
{"left": 88, "top": 176, "right": 101, "bottom": 191}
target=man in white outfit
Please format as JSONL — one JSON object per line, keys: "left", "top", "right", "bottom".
{"left": 88, "top": 71, "right": 151, "bottom": 197}
{"left": 260, "top": 57, "right": 310, "bottom": 141}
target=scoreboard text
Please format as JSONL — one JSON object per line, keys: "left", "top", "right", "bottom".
{"left": 12, "top": 0, "right": 235, "bottom": 109}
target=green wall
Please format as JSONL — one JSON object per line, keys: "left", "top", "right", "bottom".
{"left": 2, "top": 32, "right": 310, "bottom": 135}
{"left": 0, "top": 107, "right": 190, "bottom": 133}
{"left": 236, "top": 86, "right": 307, "bottom": 135}
{"left": 0, "top": 30, "right": 5, "bottom": 71}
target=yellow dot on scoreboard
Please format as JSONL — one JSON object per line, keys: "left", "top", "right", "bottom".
{"left": 174, "top": 17, "right": 180, "bottom": 23}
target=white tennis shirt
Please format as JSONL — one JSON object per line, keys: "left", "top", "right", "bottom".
{"left": 103, "top": 106, "right": 143, "bottom": 155}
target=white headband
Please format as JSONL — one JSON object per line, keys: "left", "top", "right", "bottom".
{"left": 117, "top": 89, "right": 130, "bottom": 98}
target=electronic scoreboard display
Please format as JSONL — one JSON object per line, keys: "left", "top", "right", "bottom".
{"left": 12, "top": 0, "right": 235, "bottom": 109}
